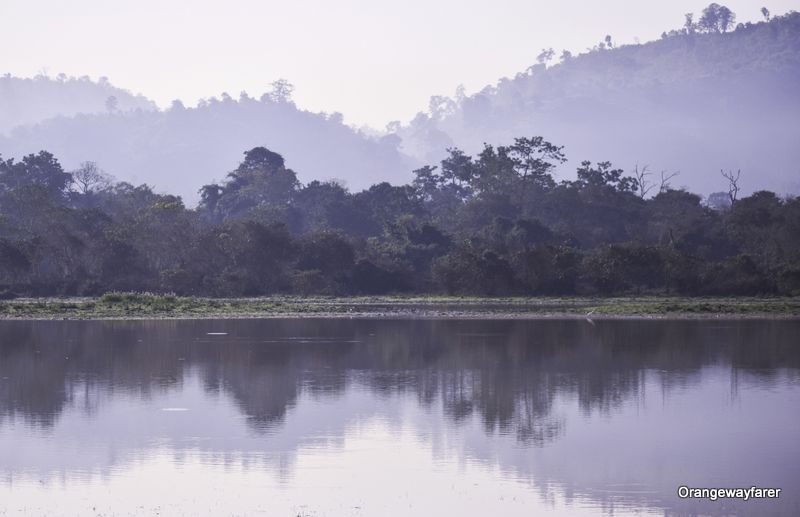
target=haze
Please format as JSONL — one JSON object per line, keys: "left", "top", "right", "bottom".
{"left": 2, "top": 0, "right": 795, "bottom": 127}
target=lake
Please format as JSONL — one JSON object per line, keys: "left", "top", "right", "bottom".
{"left": 1, "top": 318, "right": 798, "bottom": 516}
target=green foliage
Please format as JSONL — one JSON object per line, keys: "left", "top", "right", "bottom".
{"left": 432, "top": 248, "right": 517, "bottom": 295}
{"left": 199, "top": 147, "right": 299, "bottom": 221}
{"left": 581, "top": 244, "right": 665, "bottom": 294}
{"left": 0, "top": 140, "right": 798, "bottom": 298}
{"left": 0, "top": 152, "right": 72, "bottom": 200}
{"left": 574, "top": 161, "right": 637, "bottom": 193}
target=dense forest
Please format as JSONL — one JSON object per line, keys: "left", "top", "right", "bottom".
{"left": 1, "top": 137, "right": 798, "bottom": 298}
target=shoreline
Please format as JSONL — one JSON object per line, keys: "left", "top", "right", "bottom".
{"left": 1, "top": 295, "right": 798, "bottom": 320}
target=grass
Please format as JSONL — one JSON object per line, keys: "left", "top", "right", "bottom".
{"left": 0, "top": 293, "right": 798, "bottom": 319}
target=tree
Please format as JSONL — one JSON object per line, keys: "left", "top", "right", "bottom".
{"left": 575, "top": 161, "right": 637, "bottom": 193}
{"left": 721, "top": 169, "right": 741, "bottom": 204}
{"left": 470, "top": 144, "right": 515, "bottom": 196}
{"left": 198, "top": 184, "right": 224, "bottom": 214}
{"left": 429, "top": 95, "right": 456, "bottom": 120}
{"left": 71, "top": 161, "right": 112, "bottom": 195}
{"left": 0, "top": 136, "right": 796, "bottom": 298}
{"left": 105, "top": 95, "right": 118, "bottom": 114}
{"left": 0, "top": 239, "right": 30, "bottom": 287}
{"left": 432, "top": 248, "right": 516, "bottom": 295}
{"left": 0, "top": 151, "right": 72, "bottom": 199}
{"left": 507, "top": 137, "right": 565, "bottom": 190}
{"left": 203, "top": 147, "right": 300, "bottom": 220}
{"left": 296, "top": 231, "right": 355, "bottom": 293}
{"left": 293, "top": 180, "right": 349, "bottom": 233}
{"left": 717, "top": 5, "right": 736, "bottom": 32}
{"left": 658, "top": 170, "right": 680, "bottom": 193}
{"left": 632, "top": 164, "right": 654, "bottom": 198}
{"left": 412, "top": 165, "right": 440, "bottom": 200}
{"left": 536, "top": 48, "right": 555, "bottom": 66}
{"left": 699, "top": 3, "right": 721, "bottom": 32}
{"left": 699, "top": 3, "right": 736, "bottom": 33}
{"left": 581, "top": 244, "right": 665, "bottom": 294}
{"left": 439, "top": 147, "right": 475, "bottom": 196}
{"left": 238, "top": 147, "right": 286, "bottom": 173}
{"left": 266, "top": 79, "right": 294, "bottom": 103}
{"left": 684, "top": 13, "right": 697, "bottom": 34}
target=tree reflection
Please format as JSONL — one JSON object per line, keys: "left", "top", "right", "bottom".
{"left": 1, "top": 318, "right": 798, "bottom": 444}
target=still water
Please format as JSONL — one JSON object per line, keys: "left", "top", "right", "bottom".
{"left": 0, "top": 318, "right": 798, "bottom": 516}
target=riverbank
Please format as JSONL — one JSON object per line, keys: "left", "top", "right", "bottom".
{"left": 0, "top": 293, "right": 798, "bottom": 319}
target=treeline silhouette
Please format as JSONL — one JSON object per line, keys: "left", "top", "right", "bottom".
{"left": 0, "top": 138, "right": 798, "bottom": 297}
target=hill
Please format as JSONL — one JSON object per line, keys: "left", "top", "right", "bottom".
{"left": 0, "top": 91, "right": 413, "bottom": 203}
{"left": 2, "top": 9, "right": 798, "bottom": 202}
{"left": 0, "top": 74, "right": 155, "bottom": 133}
{"left": 395, "top": 10, "right": 800, "bottom": 196}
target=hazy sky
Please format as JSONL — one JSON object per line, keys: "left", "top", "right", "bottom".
{"left": 2, "top": 0, "right": 797, "bottom": 127}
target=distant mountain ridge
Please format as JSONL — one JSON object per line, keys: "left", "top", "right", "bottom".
{"left": 0, "top": 75, "right": 156, "bottom": 134}
{"left": 395, "top": 10, "right": 800, "bottom": 196}
{"left": 1, "top": 9, "right": 798, "bottom": 201}
{"left": 0, "top": 92, "right": 413, "bottom": 203}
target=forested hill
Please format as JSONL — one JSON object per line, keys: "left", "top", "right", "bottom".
{"left": 0, "top": 87, "right": 413, "bottom": 204}
{"left": 0, "top": 75, "right": 156, "bottom": 134}
{"left": 396, "top": 9, "right": 800, "bottom": 197}
{"left": 2, "top": 7, "right": 797, "bottom": 203}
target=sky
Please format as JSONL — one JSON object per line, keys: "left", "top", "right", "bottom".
{"left": 2, "top": 0, "right": 797, "bottom": 128}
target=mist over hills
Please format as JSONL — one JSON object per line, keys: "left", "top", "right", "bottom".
{"left": 0, "top": 74, "right": 155, "bottom": 134}
{"left": 1, "top": 6, "right": 799, "bottom": 299}
{"left": 0, "top": 89, "right": 412, "bottom": 203}
{"left": 1, "top": 8, "right": 798, "bottom": 202}
{"left": 396, "top": 10, "right": 800, "bottom": 196}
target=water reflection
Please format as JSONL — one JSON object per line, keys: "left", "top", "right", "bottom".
{"left": 1, "top": 318, "right": 798, "bottom": 516}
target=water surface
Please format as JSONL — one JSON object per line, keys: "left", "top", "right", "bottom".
{"left": 1, "top": 318, "right": 798, "bottom": 516}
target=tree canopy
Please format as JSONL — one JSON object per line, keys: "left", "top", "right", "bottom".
{"left": 0, "top": 137, "right": 798, "bottom": 298}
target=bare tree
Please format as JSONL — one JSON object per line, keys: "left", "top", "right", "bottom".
{"left": 633, "top": 164, "right": 654, "bottom": 198}
{"left": 659, "top": 170, "right": 680, "bottom": 193}
{"left": 71, "top": 161, "right": 112, "bottom": 195}
{"left": 721, "top": 169, "right": 741, "bottom": 204}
